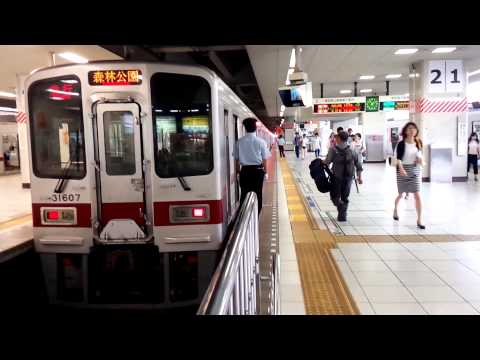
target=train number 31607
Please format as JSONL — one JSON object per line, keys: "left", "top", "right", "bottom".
{"left": 48, "top": 194, "right": 80, "bottom": 202}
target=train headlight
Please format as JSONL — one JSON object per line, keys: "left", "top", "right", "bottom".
{"left": 169, "top": 205, "right": 210, "bottom": 224}
{"left": 41, "top": 207, "right": 77, "bottom": 225}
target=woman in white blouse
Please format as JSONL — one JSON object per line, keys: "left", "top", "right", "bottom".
{"left": 392, "top": 122, "right": 425, "bottom": 229}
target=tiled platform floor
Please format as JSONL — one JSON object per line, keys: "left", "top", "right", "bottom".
{"left": 283, "top": 150, "right": 480, "bottom": 315}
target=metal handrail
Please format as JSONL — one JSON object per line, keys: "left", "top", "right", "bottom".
{"left": 197, "top": 192, "right": 260, "bottom": 315}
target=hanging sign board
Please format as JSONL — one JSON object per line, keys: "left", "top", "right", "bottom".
{"left": 427, "top": 60, "right": 464, "bottom": 94}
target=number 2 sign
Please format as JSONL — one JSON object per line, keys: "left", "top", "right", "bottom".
{"left": 427, "top": 60, "right": 464, "bottom": 94}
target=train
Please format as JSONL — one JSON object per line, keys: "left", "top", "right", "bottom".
{"left": 24, "top": 60, "right": 275, "bottom": 308}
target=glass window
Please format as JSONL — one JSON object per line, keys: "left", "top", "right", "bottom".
{"left": 103, "top": 111, "right": 136, "bottom": 175}
{"left": 151, "top": 72, "right": 212, "bottom": 178}
{"left": 28, "top": 75, "right": 85, "bottom": 179}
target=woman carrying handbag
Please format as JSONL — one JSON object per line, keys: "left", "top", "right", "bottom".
{"left": 392, "top": 122, "right": 426, "bottom": 230}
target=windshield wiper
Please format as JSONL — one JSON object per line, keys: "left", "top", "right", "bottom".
{"left": 177, "top": 177, "right": 191, "bottom": 191}
{"left": 54, "top": 161, "right": 73, "bottom": 193}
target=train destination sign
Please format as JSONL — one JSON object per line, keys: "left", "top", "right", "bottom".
{"left": 88, "top": 70, "right": 142, "bottom": 86}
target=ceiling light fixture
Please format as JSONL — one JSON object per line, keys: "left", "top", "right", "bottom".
{"left": 432, "top": 47, "right": 456, "bottom": 54}
{"left": 386, "top": 74, "right": 402, "bottom": 79}
{"left": 395, "top": 48, "right": 418, "bottom": 55}
{"left": 359, "top": 75, "right": 375, "bottom": 80}
{"left": 289, "top": 48, "right": 296, "bottom": 68}
{"left": 360, "top": 89, "right": 372, "bottom": 93}
{"left": 0, "top": 91, "right": 16, "bottom": 98}
{"left": 339, "top": 90, "right": 352, "bottom": 94}
{"left": 57, "top": 52, "right": 88, "bottom": 64}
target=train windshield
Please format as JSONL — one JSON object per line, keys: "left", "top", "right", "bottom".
{"left": 28, "top": 75, "right": 85, "bottom": 179}
{"left": 151, "top": 72, "right": 213, "bottom": 178}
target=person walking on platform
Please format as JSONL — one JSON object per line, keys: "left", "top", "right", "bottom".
{"left": 277, "top": 134, "right": 286, "bottom": 158}
{"left": 323, "top": 131, "right": 363, "bottom": 222}
{"left": 329, "top": 132, "right": 336, "bottom": 149}
{"left": 234, "top": 117, "right": 270, "bottom": 215}
{"left": 347, "top": 128, "right": 354, "bottom": 145}
{"left": 352, "top": 133, "right": 366, "bottom": 184}
{"left": 392, "top": 122, "right": 425, "bottom": 229}
{"left": 294, "top": 132, "right": 302, "bottom": 159}
{"left": 467, "top": 132, "right": 480, "bottom": 182}
{"left": 312, "top": 133, "right": 321, "bottom": 158}
{"left": 301, "top": 134, "right": 308, "bottom": 159}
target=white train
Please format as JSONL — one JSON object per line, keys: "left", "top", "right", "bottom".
{"left": 25, "top": 61, "right": 274, "bottom": 308}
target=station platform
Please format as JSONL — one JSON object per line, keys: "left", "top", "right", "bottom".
{"left": 276, "top": 149, "right": 480, "bottom": 315}
{"left": 0, "top": 174, "right": 33, "bottom": 263}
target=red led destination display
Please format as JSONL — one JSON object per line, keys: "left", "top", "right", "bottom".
{"left": 88, "top": 70, "right": 142, "bottom": 86}
{"left": 313, "top": 102, "right": 365, "bottom": 114}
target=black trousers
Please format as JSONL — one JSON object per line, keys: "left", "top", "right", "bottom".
{"left": 330, "top": 177, "right": 353, "bottom": 221}
{"left": 278, "top": 145, "right": 285, "bottom": 157}
{"left": 468, "top": 154, "right": 478, "bottom": 175}
{"left": 240, "top": 166, "right": 265, "bottom": 214}
{"left": 294, "top": 145, "right": 300, "bottom": 158}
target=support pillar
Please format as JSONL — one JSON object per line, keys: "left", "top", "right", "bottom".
{"left": 16, "top": 74, "right": 30, "bottom": 188}
{"left": 409, "top": 60, "right": 468, "bottom": 182}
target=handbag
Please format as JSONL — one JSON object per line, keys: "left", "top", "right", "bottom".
{"left": 389, "top": 156, "right": 398, "bottom": 167}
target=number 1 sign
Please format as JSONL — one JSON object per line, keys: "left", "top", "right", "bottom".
{"left": 427, "top": 60, "right": 465, "bottom": 94}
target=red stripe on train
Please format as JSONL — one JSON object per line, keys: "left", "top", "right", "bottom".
{"left": 32, "top": 203, "right": 92, "bottom": 227}
{"left": 153, "top": 200, "right": 224, "bottom": 226}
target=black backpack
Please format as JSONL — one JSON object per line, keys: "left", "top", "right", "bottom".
{"left": 332, "top": 145, "right": 355, "bottom": 179}
{"left": 309, "top": 158, "right": 333, "bottom": 193}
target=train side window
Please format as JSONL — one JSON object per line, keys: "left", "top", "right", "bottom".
{"left": 28, "top": 75, "right": 86, "bottom": 179}
{"left": 151, "top": 72, "right": 213, "bottom": 178}
{"left": 103, "top": 111, "right": 136, "bottom": 175}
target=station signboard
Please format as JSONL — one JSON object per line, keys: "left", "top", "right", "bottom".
{"left": 312, "top": 97, "right": 365, "bottom": 114}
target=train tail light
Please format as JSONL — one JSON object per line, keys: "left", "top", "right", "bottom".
{"left": 192, "top": 207, "right": 206, "bottom": 218}
{"left": 41, "top": 207, "right": 77, "bottom": 225}
{"left": 46, "top": 210, "right": 60, "bottom": 220}
{"left": 170, "top": 204, "right": 210, "bottom": 224}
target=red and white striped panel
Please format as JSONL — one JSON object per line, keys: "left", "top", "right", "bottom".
{"left": 414, "top": 98, "right": 468, "bottom": 113}
{"left": 16, "top": 111, "right": 27, "bottom": 124}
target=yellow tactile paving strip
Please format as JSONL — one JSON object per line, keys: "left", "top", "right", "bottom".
{"left": 0, "top": 214, "right": 32, "bottom": 231}
{"left": 280, "top": 159, "right": 358, "bottom": 315}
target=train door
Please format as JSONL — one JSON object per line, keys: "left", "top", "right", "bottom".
{"left": 95, "top": 102, "right": 146, "bottom": 240}
{"left": 223, "top": 109, "right": 232, "bottom": 220}
{"left": 233, "top": 114, "right": 240, "bottom": 204}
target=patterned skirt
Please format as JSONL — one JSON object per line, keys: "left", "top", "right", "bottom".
{"left": 396, "top": 163, "right": 421, "bottom": 193}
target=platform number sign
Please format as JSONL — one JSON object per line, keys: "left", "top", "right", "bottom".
{"left": 428, "top": 60, "right": 464, "bottom": 94}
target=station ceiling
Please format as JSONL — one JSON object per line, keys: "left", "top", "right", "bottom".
{"left": 247, "top": 45, "right": 480, "bottom": 122}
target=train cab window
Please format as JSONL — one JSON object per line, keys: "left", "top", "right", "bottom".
{"left": 151, "top": 73, "right": 213, "bottom": 178}
{"left": 103, "top": 111, "right": 136, "bottom": 175}
{"left": 28, "top": 75, "right": 85, "bottom": 179}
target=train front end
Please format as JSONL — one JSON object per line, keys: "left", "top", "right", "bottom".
{"left": 25, "top": 62, "right": 225, "bottom": 308}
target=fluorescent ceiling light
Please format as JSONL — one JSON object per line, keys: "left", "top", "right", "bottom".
{"left": 359, "top": 75, "right": 375, "bottom": 80}
{"left": 0, "top": 106, "right": 18, "bottom": 112}
{"left": 289, "top": 48, "right": 296, "bottom": 68}
{"left": 432, "top": 47, "right": 456, "bottom": 53}
{"left": 386, "top": 74, "right": 402, "bottom": 79}
{"left": 395, "top": 48, "right": 418, "bottom": 55}
{"left": 339, "top": 90, "right": 352, "bottom": 94}
{"left": 57, "top": 52, "right": 88, "bottom": 64}
{"left": 0, "top": 91, "right": 16, "bottom": 98}
{"left": 360, "top": 89, "right": 372, "bottom": 93}
{"left": 467, "top": 68, "right": 480, "bottom": 77}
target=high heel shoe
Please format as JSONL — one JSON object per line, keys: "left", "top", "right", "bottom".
{"left": 417, "top": 222, "right": 426, "bottom": 230}
{"left": 393, "top": 211, "right": 399, "bottom": 221}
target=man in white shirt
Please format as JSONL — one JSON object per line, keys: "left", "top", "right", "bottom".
{"left": 234, "top": 118, "right": 271, "bottom": 214}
